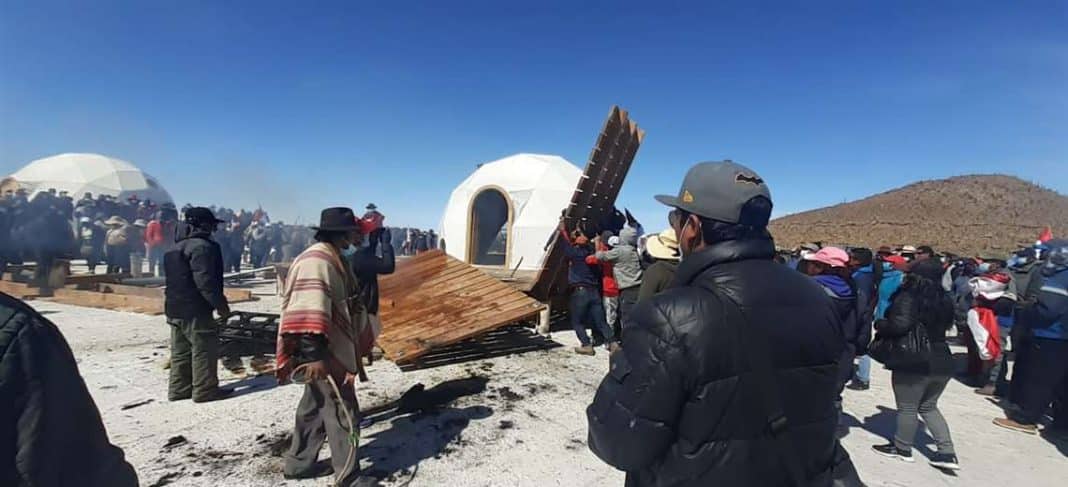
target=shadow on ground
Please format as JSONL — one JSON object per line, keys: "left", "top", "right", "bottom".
{"left": 357, "top": 376, "right": 494, "bottom": 482}
{"left": 841, "top": 406, "right": 938, "bottom": 461}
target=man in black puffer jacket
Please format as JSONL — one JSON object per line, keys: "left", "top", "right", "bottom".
{"left": 587, "top": 161, "right": 856, "bottom": 487}
{"left": 164, "top": 207, "right": 231, "bottom": 403}
{"left": 0, "top": 292, "right": 138, "bottom": 486}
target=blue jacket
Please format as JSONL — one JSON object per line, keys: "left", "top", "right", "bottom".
{"left": 1025, "top": 268, "right": 1068, "bottom": 341}
{"left": 564, "top": 242, "right": 600, "bottom": 288}
{"left": 854, "top": 263, "right": 903, "bottom": 320}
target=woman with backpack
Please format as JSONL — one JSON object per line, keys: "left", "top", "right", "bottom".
{"left": 869, "top": 258, "right": 960, "bottom": 471}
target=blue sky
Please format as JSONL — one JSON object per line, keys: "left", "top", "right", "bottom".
{"left": 2, "top": 1, "right": 1065, "bottom": 230}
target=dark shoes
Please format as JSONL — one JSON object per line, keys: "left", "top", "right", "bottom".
{"left": 929, "top": 453, "right": 961, "bottom": 470}
{"left": 283, "top": 462, "right": 334, "bottom": 480}
{"left": 192, "top": 388, "right": 234, "bottom": 403}
{"left": 846, "top": 381, "right": 870, "bottom": 391}
{"left": 574, "top": 345, "right": 596, "bottom": 356}
{"left": 872, "top": 443, "right": 914, "bottom": 463}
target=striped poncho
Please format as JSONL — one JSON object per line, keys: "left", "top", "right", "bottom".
{"left": 276, "top": 242, "right": 365, "bottom": 383}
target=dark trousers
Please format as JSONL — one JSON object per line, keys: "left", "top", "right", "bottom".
{"left": 1012, "top": 337, "right": 1068, "bottom": 425}
{"left": 892, "top": 373, "right": 955, "bottom": 454}
{"left": 570, "top": 286, "right": 615, "bottom": 346}
{"left": 284, "top": 380, "right": 361, "bottom": 484}
{"left": 168, "top": 314, "right": 220, "bottom": 401}
{"left": 32, "top": 250, "right": 54, "bottom": 288}
{"left": 617, "top": 286, "right": 640, "bottom": 339}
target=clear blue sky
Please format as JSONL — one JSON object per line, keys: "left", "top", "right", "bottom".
{"left": 2, "top": 1, "right": 1065, "bottom": 230}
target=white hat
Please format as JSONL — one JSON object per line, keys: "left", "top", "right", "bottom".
{"left": 607, "top": 236, "right": 621, "bottom": 247}
{"left": 645, "top": 229, "right": 680, "bottom": 261}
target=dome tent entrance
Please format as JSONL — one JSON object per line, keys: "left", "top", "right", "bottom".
{"left": 440, "top": 154, "right": 581, "bottom": 272}
{"left": 7, "top": 153, "right": 173, "bottom": 204}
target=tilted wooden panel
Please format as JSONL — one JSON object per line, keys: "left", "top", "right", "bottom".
{"left": 377, "top": 250, "right": 545, "bottom": 364}
{"left": 529, "top": 106, "right": 645, "bottom": 300}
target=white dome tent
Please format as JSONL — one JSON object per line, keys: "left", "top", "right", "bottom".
{"left": 6, "top": 153, "right": 173, "bottom": 204}
{"left": 440, "top": 153, "right": 581, "bottom": 271}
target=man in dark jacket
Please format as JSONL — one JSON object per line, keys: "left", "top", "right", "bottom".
{"left": 164, "top": 207, "right": 232, "bottom": 402}
{"left": 0, "top": 292, "right": 138, "bottom": 486}
{"left": 350, "top": 226, "right": 395, "bottom": 348}
{"left": 562, "top": 226, "right": 618, "bottom": 355}
{"left": 587, "top": 161, "right": 855, "bottom": 486}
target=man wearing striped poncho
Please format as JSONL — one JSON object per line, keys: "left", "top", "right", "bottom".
{"left": 276, "top": 207, "right": 377, "bottom": 487}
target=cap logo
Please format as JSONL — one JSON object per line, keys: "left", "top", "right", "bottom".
{"left": 682, "top": 190, "right": 694, "bottom": 203}
{"left": 735, "top": 173, "right": 764, "bottom": 186}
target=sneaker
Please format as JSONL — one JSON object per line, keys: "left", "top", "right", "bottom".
{"left": 872, "top": 443, "right": 914, "bottom": 463}
{"left": 974, "top": 385, "right": 996, "bottom": 397}
{"left": 846, "top": 381, "right": 870, "bottom": 391}
{"left": 574, "top": 346, "right": 596, "bottom": 356}
{"left": 993, "top": 417, "right": 1038, "bottom": 435}
{"left": 929, "top": 453, "right": 961, "bottom": 470}
{"left": 607, "top": 342, "right": 622, "bottom": 353}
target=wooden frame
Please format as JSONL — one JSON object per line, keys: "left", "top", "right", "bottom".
{"left": 465, "top": 185, "right": 515, "bottom": 268}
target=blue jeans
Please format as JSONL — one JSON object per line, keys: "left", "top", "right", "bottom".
{"left": 570, "top": 286, "right": 615, "bottom": 346}
{"left": 856, "top": 355, "right": 871, "bottom": 384}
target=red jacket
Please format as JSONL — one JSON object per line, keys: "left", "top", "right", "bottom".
{"left": 586, "top": 241, "right": 620, "bottom": 298}
{"left": 144, "top": 220, "right": 176, "bottom": 248}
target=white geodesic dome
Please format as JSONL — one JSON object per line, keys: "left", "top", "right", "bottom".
{"left": 7, "top": 153, "right": 173, "bottom": 204}
{"left": 440, "top": 153, "right": 581, "bottom": 271}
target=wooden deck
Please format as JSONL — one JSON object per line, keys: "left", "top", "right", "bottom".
{"left": 377, "top": 250, "right": 546, "bottom": 365}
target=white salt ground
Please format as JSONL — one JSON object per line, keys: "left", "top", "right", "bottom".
{"left": 25, "top": 282, "right": 1067, "bottom": 486}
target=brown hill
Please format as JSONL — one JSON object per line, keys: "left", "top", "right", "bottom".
{"left": 769, "top": 175, "right": 1068, "bottom": 257}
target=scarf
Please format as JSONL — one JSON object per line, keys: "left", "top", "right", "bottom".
{"left": 966, "top": 303, "right": 1002, "bottom": 361}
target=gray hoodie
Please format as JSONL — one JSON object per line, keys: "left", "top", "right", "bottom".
{"left": 596, "top": 227, "right": 643, "bottom": 290}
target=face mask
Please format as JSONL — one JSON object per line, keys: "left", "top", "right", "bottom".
{"left": 341, "top": 244, "right": 358, "bottom": 257}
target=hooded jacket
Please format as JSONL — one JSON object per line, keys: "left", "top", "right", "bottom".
{"left": 1018, "top": 267, "right": 1068, "bottom": 341}
{"left": 814, "top": 274, "right": 866, "bottom": 380}
{"left": 587, "top": 238, "right": 844, "bottom": 486}
{"left": 0, "top": 292, "right": 138, "bottom": 487}
{"left": 595, "top": 227, "right": 643, "bottom": 290}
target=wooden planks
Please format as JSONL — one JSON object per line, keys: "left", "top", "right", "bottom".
{"left": 377, "top": 250, "right": 546, "bottom": 364}
{"left": 0, "top": 280, "right": 39, "bottom": 299}
{"left": 529, "top": 106, "right": 645, "bottom": 300}
{"left": 43, "top": 282, "right": 256, "bottom": 315}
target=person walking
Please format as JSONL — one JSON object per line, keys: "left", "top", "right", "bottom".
{"left": 588, "top": 161, "right": 859, "bottom": 486}
{"left": 994, "top": 240, "right": 1068, "bottom": 435}
{"left": 163, "top": 207, "right": 232, "bottom": 403}
{"left": 636, "top": 228, "right": 680, "bottom": 302}
{"left": 803, "top": 246, "right": 866, "bottom": 407}
{"left": 850, "top": 252, "right": 904, "bottom": 390}
{"left": 276, "top": 207, "right": 377, "bottom": 486}
{"left": 561, "top": 225, "right": 618, "bottom": 355}
{"left": 869, "top": 259, "right": 960, "bottom": 470}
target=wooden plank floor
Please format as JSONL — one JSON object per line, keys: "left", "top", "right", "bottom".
{"left": 377, "top": 250, "right": 546, "bottom": 364}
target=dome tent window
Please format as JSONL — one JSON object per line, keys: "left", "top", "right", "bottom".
{"left": 468, "top": 188, "right": 511, "bottom": 266}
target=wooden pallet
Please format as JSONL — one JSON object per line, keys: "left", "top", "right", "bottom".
{"left": 45, "top": 282, "right": 256, "bottom": 315}
{"left": 377, "top": 250, "right": 546, "bottom": 364}
{"left": 529, "top": 105, "right": 645, "bottom": 300}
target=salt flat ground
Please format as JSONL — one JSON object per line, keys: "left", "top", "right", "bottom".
{"left": 26, "top": 282, "right": 1067, "bottom": 487}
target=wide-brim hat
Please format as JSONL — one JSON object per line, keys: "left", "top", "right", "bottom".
{"left": 105, "top": 216, "right": 128, "bottom": 226}
{"left": 184, "top": 206, "right": 225, "bottom": 225}
{"left": 311, "top": 207, "right": 361, "bottom": 232}
{"left": 645, "top": 229, "right": 680, "bottom": 261}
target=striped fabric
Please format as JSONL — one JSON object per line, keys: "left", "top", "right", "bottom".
{"left": 276, "top": 242, "right": 359, "bottom": 382}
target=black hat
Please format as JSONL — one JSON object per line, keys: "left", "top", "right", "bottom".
{"left": 311, "top": 207, "right": 361, "bottom": 232}
{"left": 185, "top": 206, "right": 225, "bottom": 225}
{"left": 366, "top": 203, "right": 378, "bottom": 210}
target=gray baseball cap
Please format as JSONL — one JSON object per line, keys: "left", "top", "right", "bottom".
{"left": 655, "top": 160, "right": 773, "bottom": 225}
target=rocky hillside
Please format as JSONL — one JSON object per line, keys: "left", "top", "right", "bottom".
{"left": 769, "top": 175, "right": 1068, "bottom": 256}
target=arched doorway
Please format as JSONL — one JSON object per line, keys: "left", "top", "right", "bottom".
{"left": 467, "top": 187, "right": 511, "bottom": 266}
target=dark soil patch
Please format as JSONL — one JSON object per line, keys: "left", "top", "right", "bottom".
{"left": 498, "top": 420, "right": 515, "bottom": 430}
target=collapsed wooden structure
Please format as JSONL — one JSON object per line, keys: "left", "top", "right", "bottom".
{"left": 376, "top": 250, "right": 545, "bottom": 364}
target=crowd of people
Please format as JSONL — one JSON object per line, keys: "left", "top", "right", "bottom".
{"left": 561, "top": 161, "right": 1067, "bottom": 485}
{"left": 4, "top": 163, "right": 1067, "bottom": 487}
{"left": 0, "top": 187, "right": 326, "bottom": 285}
